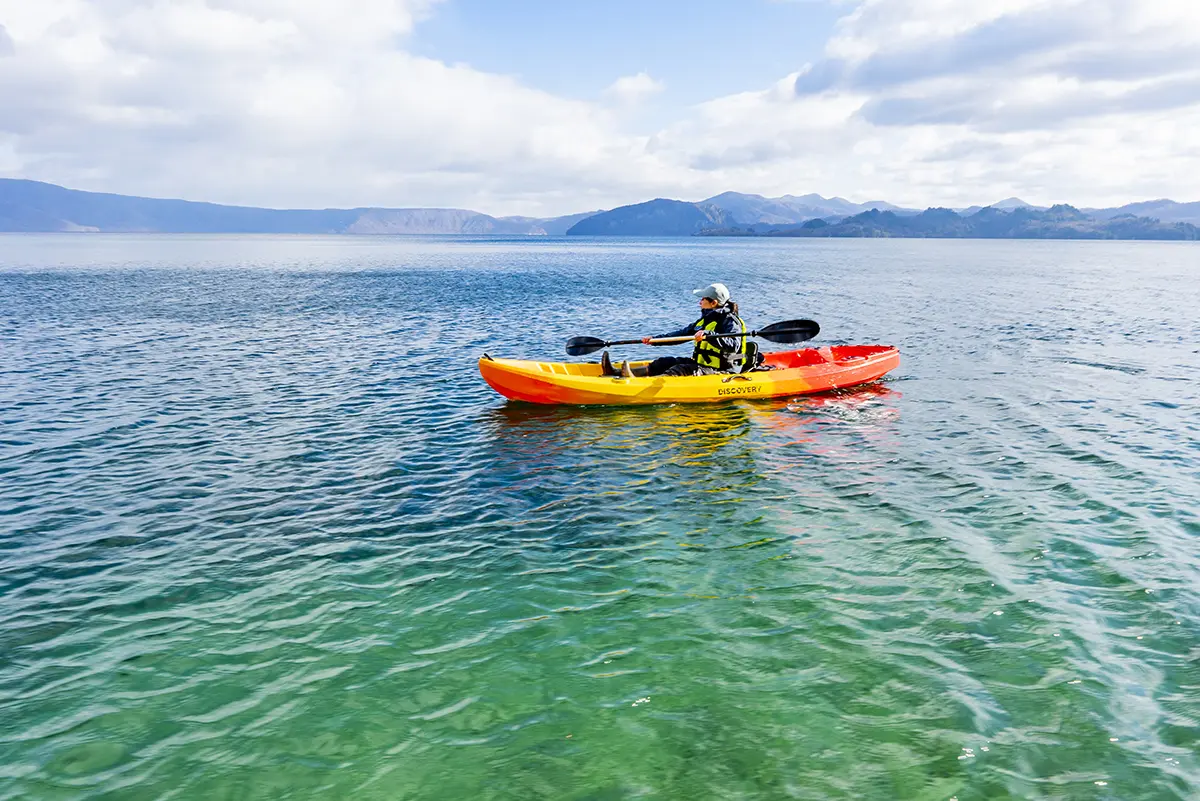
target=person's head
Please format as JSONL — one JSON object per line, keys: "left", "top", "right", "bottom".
{"left": 693, "top": 282, "right": 731, "bottom": 308}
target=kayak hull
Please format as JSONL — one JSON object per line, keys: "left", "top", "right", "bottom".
{"left": 479, "top": 345, "right": 900, "bottom": 405}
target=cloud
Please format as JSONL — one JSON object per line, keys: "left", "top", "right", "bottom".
{"left": 795, "top": 0, "right": 1200, "bottom": 131}
{"left": 850, "top": 8, "right": 1094, "bottom": 91}
{"left": 0, "top": 0, "right": 682, "bottom": 214}
{"left": 0, "top": 0, "right": 1198, "bottom": 213}
{"left": 860, "top": 72, "right": 1200, "bottom": 132}
{"left": 603, "top": 72, "right": 665, "bottom": 106}
{"left": 732, "top": 0, "right": 1200, "bottom": 206}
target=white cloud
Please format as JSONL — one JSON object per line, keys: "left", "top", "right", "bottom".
{"left": 603, "top": 72, "right": 666, "bottom": 106}
{"left": 0, "top": 0, "right": 686, "bottom": 214}
{"left": 668, "top": 0, "right": 1200, "bottom": 207}
{"left": 0, "top": 0, "right": 1198, "bottom": 213}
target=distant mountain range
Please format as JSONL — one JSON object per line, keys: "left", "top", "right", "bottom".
{"left": 0, "top": 179, "right": 596, "bottom": 235}
{"left": 566, "top": 194, "right": 1200, "bottom": 240}
{"left": 698, "top": 205, "right": 1200, "bottom": 240}
{"left": 2, "top": 179, "right": 1199, "bottom": 239}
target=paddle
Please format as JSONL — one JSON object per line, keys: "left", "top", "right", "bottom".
{"left": 565, "top": 319, "right": 820, "bottom": 357}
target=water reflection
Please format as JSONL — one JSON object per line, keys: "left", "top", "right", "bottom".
{"left": 480, "top": 401, "right": 756, "bottom": 471}
{"left": 784, "top": 381, "right": 901, "bottom": 419}
{"left": 471, "top": 385, "right": 905, "bottom": 555}
{"left": 473, "top": 402, "right": 777, "bottom": 550}
{"left": 478, "top": 384, "right": 903, "bottom": 483}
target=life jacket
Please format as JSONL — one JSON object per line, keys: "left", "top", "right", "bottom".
{"left": 692, "top": 308, "right": 747, "bottom": 370}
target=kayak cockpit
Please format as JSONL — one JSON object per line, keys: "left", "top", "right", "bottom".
{"left": 526, "top": 360, "right": 616, "bottom": 377}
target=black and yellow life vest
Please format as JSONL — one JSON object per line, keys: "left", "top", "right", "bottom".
{"left": 692, "top": 311, "right": 747, "bottom": 370}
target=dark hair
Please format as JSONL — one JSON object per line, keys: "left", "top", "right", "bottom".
{"left": 727, "top": 300, "right": 739, "bottom": 317}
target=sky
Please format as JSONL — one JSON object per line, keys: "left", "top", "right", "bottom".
{"left": 1, "top": 0, "right": 1198, "bottom": 216}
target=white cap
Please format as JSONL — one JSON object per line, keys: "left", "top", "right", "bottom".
{"left": 692, "top": 282, "right": 731, "bottom": 304}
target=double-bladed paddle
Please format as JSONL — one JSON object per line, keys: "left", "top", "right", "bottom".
{"left": 565, "top": 319, "right": 820, "bottom": 357}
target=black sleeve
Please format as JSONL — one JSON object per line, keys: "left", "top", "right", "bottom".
{"left": 654, "top": 321, "right": 697, "bottom": 341}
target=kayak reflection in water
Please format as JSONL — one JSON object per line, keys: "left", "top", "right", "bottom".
{"left": 601, "top": 282, "right": 752, "bottom": 378}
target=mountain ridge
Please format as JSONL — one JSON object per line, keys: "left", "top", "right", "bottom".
{"left": 3, "top": 179, "right": 1200, "bottom": 236}
{"left": 0, "top": 179, "right": 599, "bottom": 235}
{"left": 696, "top": 205, "right": 1200, "bottom": 240}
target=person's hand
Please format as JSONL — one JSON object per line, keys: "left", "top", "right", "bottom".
{"left": 641, "top": 336, "right": 652, "bottom": 345}
{"left": 693, "top": 331, "right": 706, "bottom": 341}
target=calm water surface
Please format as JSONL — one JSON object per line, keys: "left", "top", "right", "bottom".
{"left": 1, "top": 235, "right": 1197, "bottom": 800}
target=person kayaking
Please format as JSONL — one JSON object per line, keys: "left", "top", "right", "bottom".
{"left": 601, "top": 282, "right": 748, "bottom": 377}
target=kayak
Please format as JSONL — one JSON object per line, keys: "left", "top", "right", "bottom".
{"left": 478, "top": 345, "right": 900, "bottom": 405}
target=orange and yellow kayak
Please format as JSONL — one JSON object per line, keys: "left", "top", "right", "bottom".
{"left": 479, "top": 345, "right": 900, "bottom": 405}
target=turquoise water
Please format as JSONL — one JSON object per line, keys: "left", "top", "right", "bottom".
{"left": 1, "top": 235, "right": 1197, "bottom": 800}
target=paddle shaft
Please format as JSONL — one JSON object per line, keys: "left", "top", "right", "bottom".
{"left": 603, "top": 330, "right": 767, "bottom": 348}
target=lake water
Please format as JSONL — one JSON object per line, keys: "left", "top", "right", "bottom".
{"left": 1, "top": 235, "right": 1197, "bottom": 800}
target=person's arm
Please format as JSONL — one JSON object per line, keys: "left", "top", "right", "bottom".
{"left": 642, "top": 321, "right": 696, "bottom": 345}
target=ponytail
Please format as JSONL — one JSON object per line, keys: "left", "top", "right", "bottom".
{"left": 727, "top": 300, "right": 739, "bottom": 317}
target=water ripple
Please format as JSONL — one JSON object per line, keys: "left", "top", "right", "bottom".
{"left": 1, "top": 235, "right": 1197, "bottom": 800}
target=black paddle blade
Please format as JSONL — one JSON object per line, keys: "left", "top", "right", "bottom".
{"left": 756, "top": 319, "right": 820, "bottom": 344}
{"left": 565, "top": 335, "right": 608, "bottom": 356}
